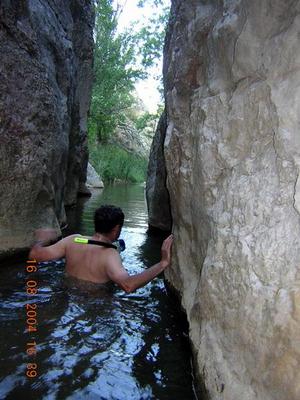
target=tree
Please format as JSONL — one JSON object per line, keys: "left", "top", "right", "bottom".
{"left": 136, "top": 0, "right": 170, "bottom": 70}
{"left": 89, "top": 0, "right": 144, "bottom": 142}
{"left": 89, "top": 0, "right": 170, "bottom": 143}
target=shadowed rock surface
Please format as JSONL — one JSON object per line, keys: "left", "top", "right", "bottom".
{"left": 146, "top": 111, "right": 172, "bottom": 233}
{"left": 147, "top": 0, "right": 300, "bottom": 398}
{"left": 0, "top": 0, "right": 94, "bottom": 259}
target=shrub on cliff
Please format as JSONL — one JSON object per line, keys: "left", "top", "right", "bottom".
{"left": 89, "top": 143, "right": 147, "bottom": 183}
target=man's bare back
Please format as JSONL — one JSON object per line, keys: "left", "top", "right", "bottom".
{"left": 64, "top": 234, "right": 121, "bottom": 284}
{"left": 29, "top": 222, "right": 173, "bottom": 293}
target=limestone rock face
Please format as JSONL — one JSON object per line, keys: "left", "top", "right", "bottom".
{"left": 146, "top": 111, "right": 172, "bottom": 232}
{"left": 162, "top": 1, "right": 300, "bottom": 399}
{"left": 113, "top": 117, "right": 154, "bottom": 158}
{"left": 86, "top": 162, "right": 104, "bottom": 189}
{"left": 0, "top": 0, "right": 94, "bottom": 258}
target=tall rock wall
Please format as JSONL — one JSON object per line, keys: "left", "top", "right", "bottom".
{"left": 159, "top": 0, "right": 300, "bottom": 398}
{"left": 0, "top": 0, "right": 94, "bottom": 259}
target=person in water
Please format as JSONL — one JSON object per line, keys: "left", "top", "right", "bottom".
{"left": 29, "top": 205, "right": 173, "bottom": 293}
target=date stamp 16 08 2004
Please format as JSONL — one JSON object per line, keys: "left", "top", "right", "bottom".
{"left": 25, "top": 259, "right": 38, "bottom": 378}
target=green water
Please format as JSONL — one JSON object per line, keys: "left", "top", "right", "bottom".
{"left": 0, "top": 184, "right": 197, "bottom": 399}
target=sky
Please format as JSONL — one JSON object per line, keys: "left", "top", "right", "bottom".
{"left": 115, "top": 0, "right": 170, "bottom": 113}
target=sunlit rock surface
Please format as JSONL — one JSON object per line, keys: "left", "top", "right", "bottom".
{"left": 86, "top": 162, "right": 104, "bottom": 189}
{"left": 160, "top": 0, "right": 300, "bottom": 398}
{"left": 113, "top": 117, "right": 154, "bottom": 158}
{"left": 0, "top": 0, "right": 94, "bottom": 258}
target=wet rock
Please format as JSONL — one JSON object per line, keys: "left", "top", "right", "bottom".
{"left": 0, "top": 0, "right": 94, "bottom": 258}
{"left": 161, "top": 0, "right": 300, "bottom": 399}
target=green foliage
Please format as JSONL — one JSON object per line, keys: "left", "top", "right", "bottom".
{"left": 133, "top": 104, "right": 164, "bottom": 131}
{"left": 136, "top": 0, "right": 170, "bottom": 69}
{"left": 89, "top": 143, "right": 147, "bottom": 183}
{"left": 137, "top": 0, "right": 166, "bottom": 9}
{"left": 134, "top": 112, "right": 156, "bottom": 131}
{"left": 90, "top": 0, "right": 144, "bottom": 141}
{"left": 136, "top": 5, "right": 169, "bottom": 69}
{"left": 89, "top": 0, "right": 170, "bottom": 143}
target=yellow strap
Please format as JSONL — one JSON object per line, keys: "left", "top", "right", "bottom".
{"left": 74, "top": 237, "right": 88, "bottom": 244}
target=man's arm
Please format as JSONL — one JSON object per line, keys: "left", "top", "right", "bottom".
{"left": 106, "top": 235, "right": 173, "bottom": 293}
{"left": 29, "top": 229, "right": 72, "bottom": 262}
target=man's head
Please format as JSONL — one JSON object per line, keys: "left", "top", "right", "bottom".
{"left": 94, "top": 205, "right": 124, "bottom": 238}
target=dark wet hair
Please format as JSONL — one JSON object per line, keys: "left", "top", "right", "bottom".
{"left": 94, "top": 205, "right": 124, "bottom": 234}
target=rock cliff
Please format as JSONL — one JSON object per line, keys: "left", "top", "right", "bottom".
{"left": 113, "top": 117, "right": 154, "bottom": 159}
{"left": 0, "top": 0, "right": 94, "bottom": 259}
{"left": 148, "top": 0, "right": 300, "bottom": 398}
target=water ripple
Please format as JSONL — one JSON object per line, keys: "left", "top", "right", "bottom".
{"left": 0, "top": 184, "right": 196, "bottom": 400}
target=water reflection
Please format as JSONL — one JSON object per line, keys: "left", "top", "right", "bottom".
{"left": 0, "top": 184, "right": 196, "bottom": 399}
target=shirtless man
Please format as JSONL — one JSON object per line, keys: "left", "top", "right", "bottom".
{"left": 29, "top": 205, "right": 173, "bottom": 293}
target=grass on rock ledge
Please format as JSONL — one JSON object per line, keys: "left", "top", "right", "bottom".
{"left": 89, "top": 143, "right": 148, "bottom": 184}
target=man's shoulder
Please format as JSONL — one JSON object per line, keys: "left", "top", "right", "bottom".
{"left": 62, "top": 234, "right": 81, "bottom": 244}
{"left": 104, "top": 247, "right": 122, "bottom": 265}
{"left": 65, "top": 234, "right": 79, "bottom": 240}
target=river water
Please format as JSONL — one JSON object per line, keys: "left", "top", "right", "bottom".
{"left": 0, "top": 184, "right": 197, "bottom": 400}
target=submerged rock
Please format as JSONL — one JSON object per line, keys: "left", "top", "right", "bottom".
{"left": 147, "top": 0, "right": 300, "bottom": 398}
{"left": 0, "top": 0, "right": 94, "bottom": 258}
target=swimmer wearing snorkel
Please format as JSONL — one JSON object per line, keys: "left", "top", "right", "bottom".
{"left": 29, "top": 205, "right": 173, "bottom": 293}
